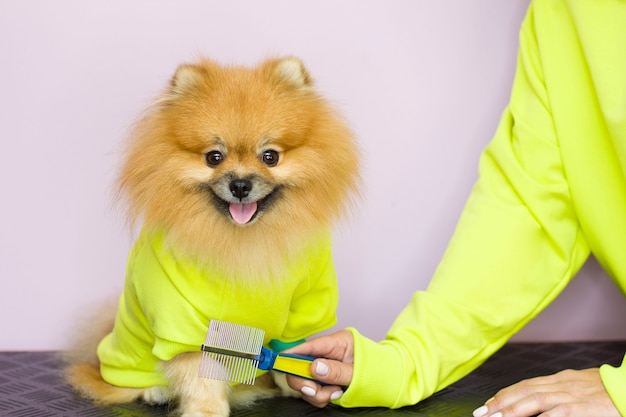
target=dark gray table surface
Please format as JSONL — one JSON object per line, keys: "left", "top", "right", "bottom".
{"left": 1, "top": 341, "right": 625, "bottom": 416}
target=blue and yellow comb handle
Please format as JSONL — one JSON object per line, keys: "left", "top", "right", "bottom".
{"left": 258, "top": 346, "right": 317, "bottom": 381}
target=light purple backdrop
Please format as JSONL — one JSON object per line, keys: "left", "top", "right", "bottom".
{"left": 2, "top": 0, "right": 625, "bottom": 350}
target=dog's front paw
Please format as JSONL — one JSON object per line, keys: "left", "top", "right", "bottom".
{"left": 141, "top": 385, "right": 172, "bottom": 405}
{"left": 272, "top": 372, "right": 301, "bottom": 398}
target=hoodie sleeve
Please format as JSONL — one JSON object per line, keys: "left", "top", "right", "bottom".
{"left": 336, "top": 0, "right": 593, "bottom": 408}
{"left": 280, "top": 231, "right": 339, "bottom": 343}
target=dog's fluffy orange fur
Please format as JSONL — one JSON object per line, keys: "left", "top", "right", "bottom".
{"left": 64, "top": 57, "right": 359, "bottom": 416}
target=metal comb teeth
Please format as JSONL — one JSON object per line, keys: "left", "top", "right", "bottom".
{"left": 198, "top": 320, "right": 265, "bottom": 385}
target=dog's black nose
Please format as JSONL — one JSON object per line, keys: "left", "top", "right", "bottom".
{"left": 229, "top": 179, "right": 252, "bottom": 199}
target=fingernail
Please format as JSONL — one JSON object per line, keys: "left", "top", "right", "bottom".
{"left": 330, "top": 390, "right": 343, "bottom": 400}
{"left": 301, "top": 386, "right": 316, "bottom": 397}
{"left": 490, "top": 413, "right": 502, "bottom": 417}
{"left": 315, "top": 361, "right": 329, "bottom": 377}
{"left": 472, "top": 405, "right": 488, "bottom": 417}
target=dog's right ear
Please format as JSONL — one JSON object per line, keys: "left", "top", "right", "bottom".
{"left": 169, "top": 63, "right": 212, "bottom": 96}
{"left": 170, "top": 65, "right": 198, "bottom": 93}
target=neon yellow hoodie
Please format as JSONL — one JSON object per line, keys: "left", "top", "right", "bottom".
{"left": 97, "top": 229, "right": 338, "bottom": 388}
{"left": 338, "top": 0, "right": 626, "bottom": 413}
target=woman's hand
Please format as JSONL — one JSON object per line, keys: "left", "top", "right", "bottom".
{"left": 285, "top": 329, "right": 354, "bottom": 408}
{"left": 473, "top": 368, "right": 620, "bottom": 417}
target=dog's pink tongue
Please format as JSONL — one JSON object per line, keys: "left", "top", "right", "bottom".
{"left": 229, "top": 202, "right": 258, "bottom": 224}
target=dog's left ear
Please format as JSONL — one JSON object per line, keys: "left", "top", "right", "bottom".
{"left": 266, "top": 57, "right": 313, "bottom": 90}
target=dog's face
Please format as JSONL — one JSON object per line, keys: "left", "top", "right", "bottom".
{"left": 200, "top": 143, "right": 284, "bottom": 226}
{"left": 118, "top": 57, "right": 359, "bottom": 270}
{"left": 163, "top": 57, "right": 329, "bottom": 229}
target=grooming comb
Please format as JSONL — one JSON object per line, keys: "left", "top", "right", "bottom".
{"left": 198, "top": 320, "right": 319, "bottom": 385}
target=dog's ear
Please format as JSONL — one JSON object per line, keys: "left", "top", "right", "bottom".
{"left": 169, "top": 62, "right": 213, "bottom": 96}
{"left": 267, "top": 57, "right": 313, "bottom": 90}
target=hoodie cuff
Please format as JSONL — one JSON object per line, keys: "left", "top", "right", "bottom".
{"left": 334, "top": 327, "right": 407, "bottom": 408}
{"left": 599, "top": 354, "right": 626, "bottom": 416}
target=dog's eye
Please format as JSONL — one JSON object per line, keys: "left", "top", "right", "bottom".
{"left": 205, "top": 150, "right": 224, "bottom": 167}
{"left": 260, "top": 150, "right": 279, "bottom": 167}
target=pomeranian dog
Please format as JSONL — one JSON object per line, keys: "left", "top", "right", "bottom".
{"left": 64, "top": 56, "right": 359, "bottom": 417}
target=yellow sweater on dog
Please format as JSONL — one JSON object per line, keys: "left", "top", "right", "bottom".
{"left": 338, "top": 0, "right": 626, "bottom": 414}
{"left": 97, "top": 229, "right": 338, "bottom": 388}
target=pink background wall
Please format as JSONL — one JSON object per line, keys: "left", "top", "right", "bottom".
{"left": 2, "top": 1, "right": 625, "bottom": 350}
